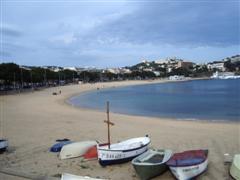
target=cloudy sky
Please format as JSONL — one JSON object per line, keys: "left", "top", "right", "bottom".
{"left": 1, "top": 0, "right": 239, "bottom": 68}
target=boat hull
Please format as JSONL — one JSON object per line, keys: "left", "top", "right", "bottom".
{"left": 167, "top": 150, "right": 208, "bottom": 180}
{"left": 132, "top": 149, "right": 172, "bottom": 180}
{"left": 99, "top": 154, "right": 142, "bottom": 166}
{"left": 230, "top": 154, "right": 240, "bottom": 180}
{"left": 98, "top": 144, "right": 149, "bottom": 166}
{"left": 133, "top": 162, "right": 168, "bottom": 180}
{"left": 169, "top": 158, "right": 208, "bottom": 180}
{"left": 98, "top": 137, "right": 150, "bottom": 166}
{"left": 60, "top": 141, "right": 97, "bottom": 160}
{"left": 0, "top": 139, "right": 8, "bottom": 153}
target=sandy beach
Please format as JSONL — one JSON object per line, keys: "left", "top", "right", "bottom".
{"left": 0, "top": 79, "right": 239, "bottom": 180}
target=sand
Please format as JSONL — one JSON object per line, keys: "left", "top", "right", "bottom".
{"left": 0, "top": 79, "right": 239, "bottom": 180}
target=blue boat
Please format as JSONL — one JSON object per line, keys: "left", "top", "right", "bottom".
{"left": 50, "top": 140, "right": 72, "bottom": 152}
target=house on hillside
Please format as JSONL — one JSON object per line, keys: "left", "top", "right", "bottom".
{"left": 177, "top": 61, "right": 194, "bottom": 69}
{"left": 207, "top": 61, "right": 225, "bottom": 71}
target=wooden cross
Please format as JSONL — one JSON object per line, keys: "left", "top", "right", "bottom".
{"left": 104, "top": 101, "right": 114, "bottom": 149}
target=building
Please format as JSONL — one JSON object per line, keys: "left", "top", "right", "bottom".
{"left": 120, "top": 68, "right": 131, "bottom": 74}
{"left": 169, "top": 75, "right": 185, "bottom": 80}
{"left": 207, "top": 61, "right": 225, "bottom": 71}
{"left": 155, "top": 59, "right": 168, "bottom": 64}
{"left": 105, "top": 68, "right": 132, "bottom": 74}
{"left": 63, "top": 67, "right": 77, "bottom": 71}
{"left": 177, "top": 61, "right": 194, "bottom": 69}
{"left": 153, "top": 71, "right": 160, "bottom": 76}
{"left": 106, "top": 68, "right": 120, "bottom": 74}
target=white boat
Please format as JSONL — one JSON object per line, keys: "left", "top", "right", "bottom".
{"left": 60, "top": 141, "right": 97, "bottom": 160}
{"left": 61, "top": 173, "right": 106, "bottom": 180}
{"left": 230, "top": 154, "right": 240, "bottom": 180}
{"left": 97, "top": 137, "right": 150, "bottom": 166}
{"left": 0, "top": 139, "right": 8, "bottom": 152}
{"left": 211, "top": 71, "right": 240, "bottom": 79}
{"left": 0, "top": 103, "right": 8, "bottom": 152}
{"left": 166, "top": 149, "right": 208, "bottom": 180}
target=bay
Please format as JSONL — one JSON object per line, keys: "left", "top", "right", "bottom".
{"left": 69, "top": 79, "right": 240, "bottom": 121}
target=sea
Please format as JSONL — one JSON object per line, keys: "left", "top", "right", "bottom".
{"left": 68, "top": 79, "right": 240, "bottom": 122}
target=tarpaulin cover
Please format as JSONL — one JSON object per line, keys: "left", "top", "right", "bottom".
{"left": 50, "top": 141, "right": 72, "bottom": 152}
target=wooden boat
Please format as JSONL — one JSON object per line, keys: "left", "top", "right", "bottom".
{"left": 230, "top": 154, "right": 240, "bottom": 180}
{"left": 0, "top": 139, "right": 8, "bottom": 153}
{"left": 97, "top": 102, "right": 150, "bottom": 166}
{"left": 50, "top": 140, "right": 72, "bottom": 152}
{"left": 60, "top": 141, "right": 97, "bottom": 160}
{"left": 166, "top": 149, "right": 208, "bottom": 180}
{"left": 97, "top": 136, "right": 150, "bottom": 166}
{"left": 132, "top": 149, "right": 172, "bottom": 180}
{"left": 61, "top": 173, "right": 106, "bottom": 180}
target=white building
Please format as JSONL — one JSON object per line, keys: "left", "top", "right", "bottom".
{"left": 63, "top": 67, "right": 77, "bottom": 71}
{"left": 106, "top": 68, "right": 132, "bottom": 74}
{"left": 155, "top": 59, "right": 168, "bottom": 64}
{"left": 120, "top": 68, "right": 132, "bottom": 74}
{"left": 106, "top": 68, "right": 119, "bottom": 74}
{"left": 169, "top": 75, "right": 185, "bottom": 80}
{"left": 153, "top": 71, "right": 160, "bottom": 76}
{"left": 207, "top": 61, "right": 225, "bottom": 71}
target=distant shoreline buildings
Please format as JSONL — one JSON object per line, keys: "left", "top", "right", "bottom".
{"left": 15, "top": 54, "right": 240, "bottom": 75}
{"left": 0, "top": 55, "right": 239, "bottom": 92}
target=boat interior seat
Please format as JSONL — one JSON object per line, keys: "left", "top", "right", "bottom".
{"left": 140, "top": 154, "right": 155, "bottom": 162}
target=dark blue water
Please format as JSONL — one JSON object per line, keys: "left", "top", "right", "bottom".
{"left": 69, "top": 79, "right": 240, "bottom": 121}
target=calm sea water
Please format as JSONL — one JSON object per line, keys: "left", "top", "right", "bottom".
{"left": 69, "top": 79, "right": 240, "bottom": 121}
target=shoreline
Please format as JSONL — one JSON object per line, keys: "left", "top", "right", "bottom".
{"left": 65, "top": 78, "right": 238, "bottom": 124}
{"left": 0, "top": 79, "right": 239, "bottom": 180}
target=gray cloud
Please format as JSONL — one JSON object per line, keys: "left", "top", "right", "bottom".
{"left": 87, "top": 2, "right": 239, "bottom": 47}
{"left": 1, "top": 25, "right": 22, "bottom": 37}
{"left": 1, "top": 1, "right": 239, "bottom": 67}
{"left": 0, "top": 51, "right": 12, "bottom": 58}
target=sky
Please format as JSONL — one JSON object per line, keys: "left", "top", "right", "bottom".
{"left": 0, "top": 0, "right": 239, "bottom": 68}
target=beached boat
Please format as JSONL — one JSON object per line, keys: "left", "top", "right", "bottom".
{"left": 50, "top": 140, "right": 72, "bottom": 152}
{"left": 132, "top": 149, "right": 172, "bottom": 180}
{"left": 83, "top": 145, "right": 98, "bottom": 160}
{"left": 0, "top": 139, "right": 8, "bottom": 153}
{"left": 0, "top": 105, "right": 8, "bottom": 153}
{"left": 97, "top": 137, "right": 150, "bottom": 166}
{"left": 166, "top": 149, "right": 208, "bottom": 180}
{"left": 61, "top": 173, "right": 106, "bottom": 180}
{"left": 97, "top": 102, "right": 150, "bottom": 166}
{"left": 60, "top": 141, "right": 97, "bottom": 160}
{"left": 230, "top": 154, "right": 240, "bottom": 180}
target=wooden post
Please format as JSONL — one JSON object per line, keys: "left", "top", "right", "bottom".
{"left": 104, "top": 101, "right": 114, "bottom": 149}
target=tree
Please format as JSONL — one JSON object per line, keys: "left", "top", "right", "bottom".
{"left": 224, "top": 60, "right": 236, "bottom": 72}
{"left": 168, "top": 68, "right": 191, "bottom": 76}
{"left": 0, "top": 63, "right": 20, "bottom": 85}
{"left": 79, "top": 71, "right": 100, "bottom": 82}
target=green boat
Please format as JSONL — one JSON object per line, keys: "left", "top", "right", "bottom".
{"left": 230, "top": 154, "right": 240, "bottom": 180}
{"left": 132, "top": 149, "right": 172, "bottom": 180}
